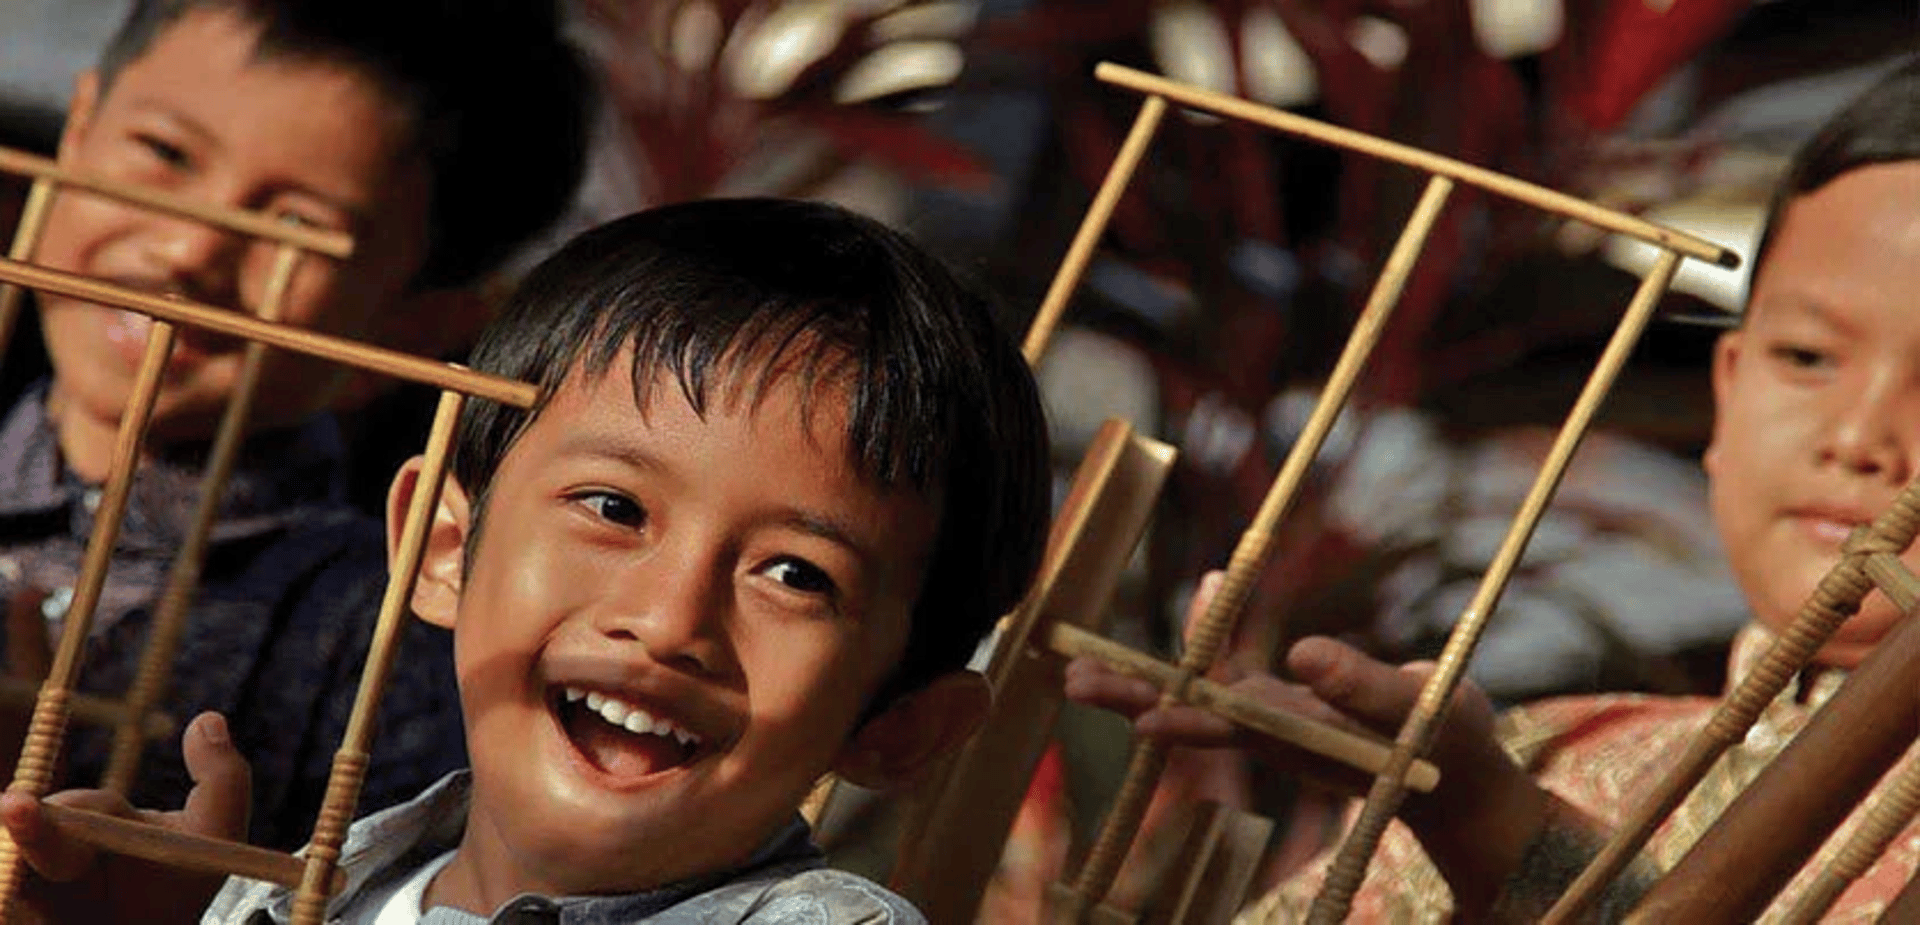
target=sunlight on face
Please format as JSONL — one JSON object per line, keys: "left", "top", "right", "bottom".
{"left": 433, "top": 354, "right": 937, "bottom": 909}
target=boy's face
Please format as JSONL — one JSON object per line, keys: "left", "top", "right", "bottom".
{"left": 1706, "top": 161, "right": 1920, "bottom": 668}
{"left": 34, "top": 9, "right": 433, "bottom": 474}
{"left": 409, "top": 354, "right": 943, "bottom": 898}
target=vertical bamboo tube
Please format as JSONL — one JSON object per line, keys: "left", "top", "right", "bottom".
{"left": 102, "top": 243, "right": 303, "bottom": 794}
{"left": 1056, "top": 175, "right": 1456, "bottom": 922}
{"left": 290, "top": 390, "right": 464, "bottom": 925}
{"left": 1310, "top": 249, "right": 1684, "bottom": 923}
{"left": 1776, "top": 757, "right": 1920, "bottom": 924}
{"left": 0, "top": 319, "right": 178, "bottom": 919}
{"left": 1546, "top": 475, "right": 1920, "bottom": 922}
{"left": 1022, "top": 95, "right": 1167, "bottom": 364}
{"left": 0, "top": 178, "right": 55, "bottom": 364}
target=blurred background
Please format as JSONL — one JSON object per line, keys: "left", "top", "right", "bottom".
{"left": 3, "top": 0, "right": 1915, "bottom": 915}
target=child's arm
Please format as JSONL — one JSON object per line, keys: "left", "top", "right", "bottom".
{"left": 0, "top": 712, "right": 252, "bottom": 925}
{"left": 1062, "top": 578, "right": 1551, "bottom": 918}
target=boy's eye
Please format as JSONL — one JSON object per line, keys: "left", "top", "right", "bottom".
{"left": 761, "top": 558, "right": 837, "bottom": 596}
{"left": 1770, "top": 343, "right": 1833, "bottom": 370}
{"left": 134, "top": 133, "right": 191, "bottom": 170}
{"left": 577, "top": 491, "right": 647, "bottom": 529}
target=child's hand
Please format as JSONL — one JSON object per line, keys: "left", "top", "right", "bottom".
{"left": 0, "top": 712, "right": 252, "bottom": 925}
{"left": 1062, "top": 573, "right": 1547, "bottom": 916}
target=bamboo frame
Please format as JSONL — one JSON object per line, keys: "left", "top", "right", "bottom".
{"left": 0, "top": 215, "right": 530, "bottom": 922}
{"left": 957, "top": 63, "right": 1740, "bottom": 923}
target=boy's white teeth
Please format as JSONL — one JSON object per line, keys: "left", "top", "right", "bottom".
{"left": 563, "top": 686, "right": 700, "bottom": 748}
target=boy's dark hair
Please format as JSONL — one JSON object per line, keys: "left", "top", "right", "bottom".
{"left": 1750, "top": 56, "right": 1920, "bottom": 284}
{"left": 98, "top": 0, "right": 593, "bottom": 289}
{"left": 453, "top": 198, "right": 1051, "bottom": 708}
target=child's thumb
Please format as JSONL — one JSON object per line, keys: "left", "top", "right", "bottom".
{"left": 178, "top": 713, "right": 251, "bottom": 841}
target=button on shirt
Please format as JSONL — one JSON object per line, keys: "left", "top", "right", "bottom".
{"left": 0, "top": 385, "right": 466, "bottom": 849}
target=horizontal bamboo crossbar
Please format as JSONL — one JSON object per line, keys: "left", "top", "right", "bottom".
{"left": 1047, "top": 623, "right": 1439, "bottom": 792}
{"left": 0, "top": 678, "right": 173, "bottom": 741}
{"left": 0, "top": 147, "right": 353, "bottom": 259}
{"left": 0, "top": 257, "right": 535, "bottom": 408}
{"left": 1094, "top": 64, "right": 1740, "bottom": 270}
{"left": 38, "top": 803, "right": 340, "bottom": 894}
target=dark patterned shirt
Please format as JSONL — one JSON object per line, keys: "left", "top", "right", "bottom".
{"left": 0, "top": 384, "right": 466, "bottom": 849}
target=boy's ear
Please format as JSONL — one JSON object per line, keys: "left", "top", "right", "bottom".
{"left": 386, "top": 456, "right": 474, "bottom": 629}
{"left": 58, "top": 71, "right": 101, "bottom": 160}
{"left": 331, "top": 287, "right": 496, "bottom": 412}
{"left": 831, "top": 671, "right": 991, "bottom": 790}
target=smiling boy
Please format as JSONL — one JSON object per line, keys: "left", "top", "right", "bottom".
{"left": 3, "top": 198, "right": 1051, "bottom": 923}
{"left": 0, "top": 0, "right": 590, "bottom": 850}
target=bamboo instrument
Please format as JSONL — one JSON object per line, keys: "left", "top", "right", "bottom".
{"left": 101, "top": 242, "right": 303, "bottom": 794}
{"left": 0, "top": 319, "right": 178, "bottom": 920}
{"left": 290, "top": 390, "right": 463, "bottom": 925}
{"left": 1547, "top": 479, "right": 1920, "bottom": 922}
{"left": 1058, "top": 171, "right": 1456, "bottom": 924}
{"left": 1622, "top": 556, "right": 1920, "bottom": 921}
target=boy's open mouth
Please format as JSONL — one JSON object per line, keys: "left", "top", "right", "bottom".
{"left": 551, "top": 685, "right": 704, "bottom": 781}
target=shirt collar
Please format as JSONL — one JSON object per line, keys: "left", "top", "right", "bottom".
{"left": 289, "top": 771, "right": 825, "bottom": 923}
{"left": 0, "top": 381, "right": 351, "bottom": 547}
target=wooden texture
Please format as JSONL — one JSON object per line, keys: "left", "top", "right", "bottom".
{"left": 1314, "top": 249, "right": 1685, "bottom": 923}
{"left": 102, "top": 243, "right": 302, "bottom": 794}
{"left": 39, "top": 803, "right": 342, "bottom": 894}
{"left": 1093, "top": 64, "right": 1738, "bottom": 269}
{"left": 1623, "top": 583, "right": 1920, "bottom": 923}
{"left": 1063, "top": 174, "right": 1456, "bottom": 923}
{"left": 292, "top": 390, "right": 464, "bottom": 925}
{"left": 0, "top": 257, "right": 533, "bottom": 408}
{"left": 1547, "top": 472, "right": 1920, "bottom": 922}
{"left": 0, "top": 678, "right": 173, "bottom": 741}
{"left": 889, "top": 419, "right": 1176, "bottom": 925}
{"left": 1022, "top": 94, "right": 1167, "bottom": 363}
{"left": 1045, "top": 623, "right": 1438, "bottom": 793}
{"left": 0, "top": 146, "right": 353, "bottom": 258}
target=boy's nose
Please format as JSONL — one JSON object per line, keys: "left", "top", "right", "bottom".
{"left": 1819, "top": 384, "right": 1914, "bottom": 483}
{"left": 595, "top": 560, "right": 735, "bottom": 680}
{"left": 140, "top": 215, "right": 244, "bottom": 307}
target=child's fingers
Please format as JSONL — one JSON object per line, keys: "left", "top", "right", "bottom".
{"left": 1, "top": 789, "right": 129, "bottom": 883}
{"left": 1134, "top": 704, "right": 1238, "bottom": 744}
{"left": 1285, "top": 636, "right": 1424, "bottom": 733}
{"left": 169, "top": 713, "right": 251, "bottom": 842}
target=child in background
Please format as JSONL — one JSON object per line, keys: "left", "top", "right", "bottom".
{"left": 3, "top": 197, "right": 1053, "bottom": 924}
{"left": 1068, "top": 56, "right": 1920, "bottom": 922}
{"left": 0, "top": 0, "right": 590, "bottom": 849}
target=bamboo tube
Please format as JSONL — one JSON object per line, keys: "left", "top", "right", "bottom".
{"left": 0, "top": 257, "right": 533, "bottom": 408}
{"left": 0, "top": 320, "right": 177, "bottom": 920}
{"left": 1093, "top": 64, "right": 1737, "bottom": 270}
{"left": 1045, "top": 623, "right": 1440, "bottom": 793}
{"left": 1777, "top": 757, "right": 1920, "bottom": 925}
{"left": 1056, "top": 175, "right": 1456, "bottom": 923}
{"left": 102, "top": 243, "right": 303, "bottom": 795}
{"left": 291, "top": 390, "right": 463, "bottom": 925}
{"left": 1311, "top": 249, "right": 1684, "bottom": 923}
{"left": 1624, "top": 586, "right": 1920, "bottom": 923}
{"left": 38, "top": 803, "right": 341, "bottom": 893}
{"left": 1546, "top": 475, "right": 1920, "bottom": 922}
{"left": 1022, "top": 94, "right": 1167, "bottom": 363}
{"left": 0, "top": 177, "right": 55, "bottom": 363}
{"left": 0, "top": 146, "right": 352, "bottom": 258}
